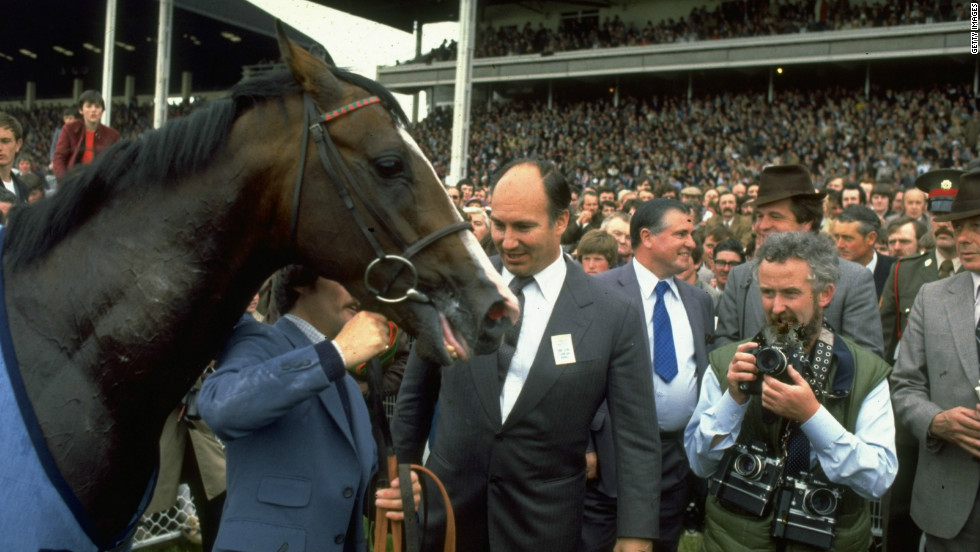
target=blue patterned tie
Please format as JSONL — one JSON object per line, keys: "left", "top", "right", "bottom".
{"left": 654, "top": 280, "right": 678, "bottom": 383}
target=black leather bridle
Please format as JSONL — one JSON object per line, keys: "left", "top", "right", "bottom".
{"left": 290, "top": 93, "right": 471, "bottom": 304}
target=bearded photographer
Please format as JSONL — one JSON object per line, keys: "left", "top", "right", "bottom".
{"left": 684, "top": 232, "right": 897, "bottom": 552}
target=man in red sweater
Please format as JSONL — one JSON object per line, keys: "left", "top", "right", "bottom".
{"left": 52, "top": 89, "right": 120, "bottom": 183}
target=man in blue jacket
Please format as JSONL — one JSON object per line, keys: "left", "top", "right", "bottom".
{"left": 199, "top": 265, "right": 411, "bottom": 552}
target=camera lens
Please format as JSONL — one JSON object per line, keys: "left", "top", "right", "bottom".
{"left": 733, "top": 454, "right": 762, "bottom": 479}
{"left": 756, "top": 347, "right": 787, "bottom": 376}
{"left": 803, "top": 487, "right": 838, "bottom": 516}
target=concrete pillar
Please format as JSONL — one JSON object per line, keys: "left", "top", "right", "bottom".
{"left": 102, "top": 0, "right": 118, "bottom": 125}
{"left": 124, "top": 75, "right": 135, "bottom": 105}
{"left": 25, "top": 82, "right": 36, "bottom": 110}
{"left": 181, "top": 71, "right": 192, "bottom": 103}
{"left": 448, "top": 0, "right": 477, "bottom": 185}
{"left": 767, "top": 68, "right": 774, "bottom": 104}
{"left": 864, "top": 62, "right": 870, "bottom": 99}
{"left": 154, "top": 0, "right": 174, "bottom": 128}
{"left": 73, "top": 78, "right": 84, "bottom": 105}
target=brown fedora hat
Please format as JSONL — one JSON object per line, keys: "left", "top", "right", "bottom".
{"left": 749, "top": 164, "right": 825, "bottom": 207}
{"left": 935, "top": 170, "right": 980, "bottom": 222}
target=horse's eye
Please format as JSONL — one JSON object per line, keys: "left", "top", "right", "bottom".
{"left": 374, "top": 157, "right": 405, "bottom": 179}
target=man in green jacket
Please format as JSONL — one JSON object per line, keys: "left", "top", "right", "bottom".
{"left": 685, "top": 231, "right": 897, "bottom": 552}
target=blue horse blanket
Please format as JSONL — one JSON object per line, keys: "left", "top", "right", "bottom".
{"left": 0, "top": 227, "right": 147, "bottom": 551}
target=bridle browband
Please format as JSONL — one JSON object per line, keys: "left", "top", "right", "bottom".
{"left": 290, "top": 92, "right": 472, "bottom": 304}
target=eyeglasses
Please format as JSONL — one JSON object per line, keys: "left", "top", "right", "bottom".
{"left": 713, "top": 260, "right": 743, "bottom": 268}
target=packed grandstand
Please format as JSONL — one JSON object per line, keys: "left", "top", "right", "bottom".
{"left": 4, "top": 0, "right": 976, "bottom": 194}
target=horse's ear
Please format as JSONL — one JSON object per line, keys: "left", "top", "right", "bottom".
{"left": 275, "top": 19, "right": 344, "bottom": 99}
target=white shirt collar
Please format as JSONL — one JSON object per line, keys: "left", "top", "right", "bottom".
{"left": 283, "top": 313, "right": 326, "bottom": 344}
{"left": 631, "top": 257, "right": 678, "bottom": 300}
{"left": 864, "top": 251, "right": 878, "bottom": 274}
{"left": 502, "top": 251, "right": 567, "bottom": 305}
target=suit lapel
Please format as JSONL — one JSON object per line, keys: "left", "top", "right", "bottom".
{"left": 736, "top": 264, "right": 763, "bottom": 337}
{"left": 275, "top": 319, "right": 357, "bottom": 448}
{"left": 503, "top": 260, "right": 594, "bottom": 428}
{"left": 471, "top": 353, "right": 504, "bottom": 427}
{"left": 677, "top": 282, "right": 709, "bottom": 382}
{"left": 944, "top": 273, "right": 980, "bottom": 384}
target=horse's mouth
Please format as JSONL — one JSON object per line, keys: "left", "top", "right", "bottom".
{"left": 439, "top": 311, "right": 470, "bottom": 362}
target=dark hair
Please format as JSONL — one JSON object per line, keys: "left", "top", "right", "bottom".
{"left": 789, "top": 194, "right": 825, "bottom": 232}
{"left": 841, "top": 184, "right": 867, "bottom": 205}
{"left": 18, "top": 172, "right": 45, "bottom": 194}
{"left": 78, "top": 89, "right": 106, "bottom": 110}
{"left": 62, "top": 107, "right": 78, "bottom": 118}
{"left": 691, "top": 240, "right": 704, "bottom": 265}
{"left": 490, "top": 158, "right": 571, "bottom": 224}
{"left": 653, "top": 183, "right": 677, "bottom": 198}
{"left": 630, "top": 198, "right": 690, "bottom": 248}
{"left": 704, "top": 224, "right": 735, "bottom": 243}
{"left": 0, "top": 111, "right": 24, "bottom": 141}
{"left": 576, "top": 229, "right": 617, "bottom": 267}
{"left": 836, "top": 205, "right": 881, "bottom": 237}
{"left": 713, "top": 238, "right": 746, "bottom": 262}
{"left": 621, "top": 198, "right": 642, "bottom": 213}
{"left": 272, "top": 264, "right": 318, "bottom": 315}
{"left": 886, "top": 216, "right": 927, "bottom": 241}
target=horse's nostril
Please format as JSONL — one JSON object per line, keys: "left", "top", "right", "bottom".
{"left": 485, "top": 301, "right": 510, "bottom": 322}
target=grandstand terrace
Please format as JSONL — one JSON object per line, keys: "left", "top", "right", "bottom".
{"left": 375, "top": 0, "right": 975, "bottom": 190}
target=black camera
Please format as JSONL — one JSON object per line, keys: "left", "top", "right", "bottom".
{"left": 738, "top": 345, "right": 798, "bottom": 395}
{"left": 771, "top": 472, "right": 842, "bottom": 550}
{"left": 709, "top": 440, "right": 783, "bottom": 517}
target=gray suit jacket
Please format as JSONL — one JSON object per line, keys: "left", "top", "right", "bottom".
{"left": 392, "top": 257, "right": 661, "bottom": 551}
{"left": 714, "top": 255, "right": 884, "bottom": 357}
{"left": 891, "top": 271, "right": 980, "bottom": 539}
{"left": 590, "top": 263, "right": 715, "bottom": 497}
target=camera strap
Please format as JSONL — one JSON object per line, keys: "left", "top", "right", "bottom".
{"left": 780, "top": 325, "right": 836, "bottom": 476}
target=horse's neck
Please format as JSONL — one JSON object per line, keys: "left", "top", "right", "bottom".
{"left": 7, "top": 177, "right": 282, "bottom": 423}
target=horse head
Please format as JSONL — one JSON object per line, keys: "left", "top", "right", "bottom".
{"left": 274, "top": 23, "right": 518, "bottom": 364}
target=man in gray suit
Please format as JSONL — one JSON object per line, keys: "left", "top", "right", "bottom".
{"left": 891, "top": 175, "right": 980, "bottom": 552}
{"left": 714, "top": 164, "right": 884, "bottom": 357}
{"left": 583, "top": 199, "right": 715, "bottom": 552}
{"left": 393, "top": 159, "right": 661, "bottom": 552}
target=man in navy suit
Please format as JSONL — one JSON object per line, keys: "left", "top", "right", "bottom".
{"left": 832, "top": 205, "right": 896, "bottom": 299}
{"left": 199, "top": 266, "right": 411, "bottom": 552}
{"left": 583, "top": 199, "right": 715, "bottom": 552}
{"left": 393, "top": 159, "right": 660, "bottom": 552}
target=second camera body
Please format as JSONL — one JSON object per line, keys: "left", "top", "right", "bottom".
{"left": 771, "top": 472, "right": 843, "bottom": 550}
{"left": 709, "top": 440, "right": 783, "bottom": 517}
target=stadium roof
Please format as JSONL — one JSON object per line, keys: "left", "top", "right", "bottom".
{"left": 1, "top": 0, "right": 619, "bottom": 102}
{"left": 0, "top": 0, "right": 319, "bottom": 101}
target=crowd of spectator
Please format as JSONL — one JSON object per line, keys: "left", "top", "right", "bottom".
{"left": 412, "top": 82, "right": 979, "bottom": 193}
{"left": 5, "top": 101, "right": 197, "bottom": 175}
{"left": 403, "top": 0, "right": 967, "bottom": 64}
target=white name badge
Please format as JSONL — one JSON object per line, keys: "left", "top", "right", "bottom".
{"left": 551, "top": 334, "right": 576, "bottom": 365}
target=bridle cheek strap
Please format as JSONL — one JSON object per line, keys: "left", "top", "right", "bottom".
{"left": 291, "top": 93, "right": 472, "bottom": 304}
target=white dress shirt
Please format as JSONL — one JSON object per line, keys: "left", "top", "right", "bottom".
{"left": 499, "top": 254, "right": 567, "bottom": 422}
{"left": 632, "top": 259, "right": 698, "bottom": 432}
{"left": 863, "top": 251, "right": 878, "bottom": 275}
{"left": 684, "top": 367, "right": 898, "bottom": 499}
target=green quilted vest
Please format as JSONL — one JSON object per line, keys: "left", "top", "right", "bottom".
{"left": 700, "top": 337, "right": 891, "bottom": 552}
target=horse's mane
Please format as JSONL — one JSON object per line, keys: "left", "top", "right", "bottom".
{"left": 4, "top": 66, "right": 407, "bottom": 269}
